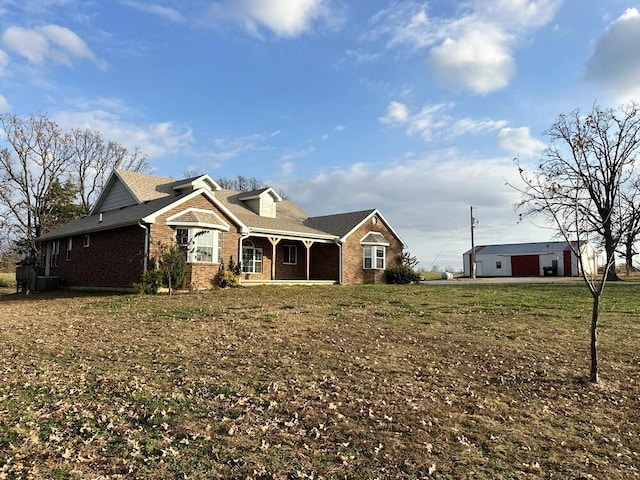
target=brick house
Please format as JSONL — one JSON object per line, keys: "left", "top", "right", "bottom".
{"left": 36, "top": 170, "right": 406, "bottom": 290}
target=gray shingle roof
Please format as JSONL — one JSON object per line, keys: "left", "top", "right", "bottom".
{"left": 216, "top": 190, "right": 333, "bottom": 237}
{"left": 116, "top": 169, "right": 177, "bottom": 202}
{"left": 37, "top": 172, "right": 391, "bottom": 243}
{"left": 38, "top": 190, "right": 190, "bottom": 241}
{"left": 169, "top": 210, "right": 228, "bottom": 227}
{"left": 305, "top": 210, "right": 375, "bottom": 238}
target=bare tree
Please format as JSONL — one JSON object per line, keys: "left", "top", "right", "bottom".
{"left": 617, "top": 176, "right": 640, "bottom": 275}
{"left": 215, "top": 175, "right": 264, "bottom": 192}
{"left": 0, "top": 113, "right": 73, "bottom": 261}
{"left": 0, "top": 114, "right": 149, "bottom": 262}
{"left": 512, "top": 102, "right": 640, "bottom": 383}
{"left": 215, "top": 174, "right": 289, "bottom": 199}
{"left": 70, "top": 128, "right": 148, "bottom": 214}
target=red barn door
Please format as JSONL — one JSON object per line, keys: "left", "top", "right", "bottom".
{"left": 563, "top": 249, "right": 572, "bottom": 276}
{"left": 511, "top": 255, "right": 540, "bottom": 276}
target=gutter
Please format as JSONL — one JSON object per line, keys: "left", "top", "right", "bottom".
{"left": 337, "top": 240, "right": 343, "bottom": 285}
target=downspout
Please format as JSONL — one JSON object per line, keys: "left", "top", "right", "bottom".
{"left": 138, "top": 221, "right": 149, "bottom": 275}
{"left": 337, "top": 240, "right": 343, "bottom": 285}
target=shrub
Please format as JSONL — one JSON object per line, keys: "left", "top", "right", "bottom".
{"left": 159, "top": 242, "right": 188, "bottom": 293}
{"left": 217, "top": 256, "right": 241, "bottom": 288}
{"left": 133, "top": 269, "right": 164, "bottom": 294}
{"left": 385, "top": 265, "right": 421, "bottom": 284}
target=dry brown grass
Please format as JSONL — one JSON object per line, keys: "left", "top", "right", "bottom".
{"left": 0, "top": 283, "right": 638, "bottom": 479}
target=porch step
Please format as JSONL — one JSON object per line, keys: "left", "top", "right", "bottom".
{"left": 241, "top": 279, "right": 337, "bottom": 286}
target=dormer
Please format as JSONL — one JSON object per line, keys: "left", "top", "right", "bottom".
{"left": 239, "top": 187, "right": 282, "bottom": 218}
{"left": 172, "top": 174, "right": 221, "bottom": 194}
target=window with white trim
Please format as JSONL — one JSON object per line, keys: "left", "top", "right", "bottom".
{"left": 83, "top": 234, "right": 90, "bottom": 248}
{"left": 66, "top": 237, "right": 72, "bottom": 261}
{"left": 51, "top": 240, "right": 60, "bottom": 267}
{"left": 363, "top": 245, "right": 386, "bottom": 270}
{"left": 242, "top": 241, "right": 263, "bottom": 273}
{"left": 283, "top": 245, "right": 297, "bottom": 265}
{"left": 175, "top": 228, "right": 223, "bottom": 264}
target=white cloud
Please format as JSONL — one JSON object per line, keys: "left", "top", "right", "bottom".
{"left": 53, "top": 108, "right": 193, "bottom": 159}
{"left": 473, "top": 0, "right": 562, "bottom": 30}
{"left": 209, "top": 0, "right": 330, "bottom": 38}
{"left": 374, "top": 2, "right": 439, "bottom": 50}
{"left": 0, "top": 49, "right": 8, "bottom": 74}
{"left": 379, "top": 101, "right": 409, "bottom": 125}
{"left": 121, "top": 1, "right": 186, "bottom": 23}
{"left": 0, "top": 94, "right": 10, "bottom": 112}
{"left": 381, "top": 101, "right": 507, "bottom": 141}
{"left": 334, "top": 125, "right": 346, "bottom": 131}
{"left": 1, "top": 24, "right": 104, "bottom": 69}
{"left": 370, "top": 0, "right": 561, "bottom": 94}
{"left": 279, "top": 161, "right": 295, "bottom": 176}
{"left": 283, "top": 152, "right": 548, "bottom": 269}
{"left": 498, "top": 127, "right": 545, "bottom": 158}
{"left": 429, "top": 24, "right": 515, "bottom": 94}
{"left": 208, "top": 133, "right": 275, "bottom": 162}
{"left": 585, "top": 8, "right": 640, "bottom": 104}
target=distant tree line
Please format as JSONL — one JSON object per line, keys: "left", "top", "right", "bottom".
{"left": 0, "top": 113, "right": 287, "bottom": 267}
{"left": 0, "top": 113, "right": 148, "bottom": 264}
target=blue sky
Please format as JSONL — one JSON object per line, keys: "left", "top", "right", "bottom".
{"left": 1, "top": 0, "right": 639, "bottom": 269}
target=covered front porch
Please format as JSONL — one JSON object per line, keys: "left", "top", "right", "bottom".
{"left": 239, "top": 233, "right": 341, "bottom": 284}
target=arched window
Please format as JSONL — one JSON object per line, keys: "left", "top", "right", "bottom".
{"left": 361, "top": 232, "right": 388, "bottom": 270}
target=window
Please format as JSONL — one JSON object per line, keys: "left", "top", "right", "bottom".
{"left": 176, "top": 228, "right": 189, "bottom": 247}
{"left": 242, "top": 241, "right": 263, "bottom": 273}
{"left": 83, "top": 234, "right": 90, "bottom": 248}
{"left": 363, "top": 245, "right": 386, "bottom": 270}
{"left": 283, "top": 245, "right": 297, "bottom": 265}
{"left": 175, "top": 228, "right": 222, "bottom": 264}
{"left": 194, "top": 230, "right": 215, "bottom": 263}
{"left": 51, "top": 240, "right": 60, "bottom": 267}
{"left": 496, "top": 261, "right": 502, "bottom": 269}
{"left": 66, "top": 237, "right": 72, "bottom": 261}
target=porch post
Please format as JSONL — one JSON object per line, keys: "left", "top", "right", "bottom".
{"left": 303, "top": 240, "right": 314, "bottom": 281}
{"left": 268, "top": 237, "right": 281, "bottom": 280}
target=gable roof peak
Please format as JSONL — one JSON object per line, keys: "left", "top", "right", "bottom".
{"left": 238, "top": 186, "right": 282, "bottom": 202}
{"left": 171, "top": 173, "right": 221, "bottom": 193}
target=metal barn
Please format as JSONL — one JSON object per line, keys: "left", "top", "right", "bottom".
{"left": 462, "top": 241, "right": 597, "bottom": 277}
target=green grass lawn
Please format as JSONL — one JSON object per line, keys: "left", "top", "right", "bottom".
{"left": 0, "top": 283, "right": 638, "bottom": 479}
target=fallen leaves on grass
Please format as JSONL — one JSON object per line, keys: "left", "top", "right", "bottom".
{"left": 0, "top": 285, "right": 638, "bottom": 479}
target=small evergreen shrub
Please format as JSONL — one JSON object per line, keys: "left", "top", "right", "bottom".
{"left": 385, "top": 265, "right": 421, "bottom": 284}
{"left": 160, "top": 243, "right": 188, "bottom": 292}
{"left": 217, "top": 256, "right": 241, "bottom": 288}
{"left": 133, "top": 269, "right": 164, "bottom": 294}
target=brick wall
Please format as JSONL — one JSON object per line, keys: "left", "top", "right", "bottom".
{"left": 341, "top": 214, "right": 403, "bottom": 285}
{"left": 44, "top": 194, "right": 403, "bottom": 289}
{"left": 48, "top": 225, "right": 145, "bottom": 288}
{"left": 150, "top": 193, "right": 242, "bottom": 289}
{"left": 309, "top": 243, "right": 340, "bottom": 281}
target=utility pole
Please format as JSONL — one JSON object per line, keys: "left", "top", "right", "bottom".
{"left": 470, "top": 206, "right": 477, "bottom": 279}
